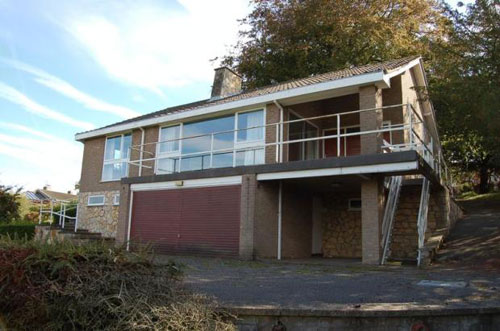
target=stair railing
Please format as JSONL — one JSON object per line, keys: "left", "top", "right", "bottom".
{"left": 381, "top": 175, "right": 403, "bottom": 265}
{"left": 417, "top": 178, "right": 431, "bottom": 266}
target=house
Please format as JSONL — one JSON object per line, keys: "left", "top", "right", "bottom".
{"left": 74, "top": 56, "right": 462, "bottom": 265}
{"left": 25, "top": 186, "right": 77, "bottom": 203}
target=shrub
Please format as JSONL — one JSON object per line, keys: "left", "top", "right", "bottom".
{"left": 0, "top": 223, "right": 36, "bottom": 239}
{"left": 0, "top": 185, "right": 21, "bottom": 223}
{"left": 0, "top": 238, "right": 235, "bottom": 330}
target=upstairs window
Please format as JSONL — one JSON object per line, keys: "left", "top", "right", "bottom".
{"left": 102, "top": 134, "right": 131, "bottom": 181}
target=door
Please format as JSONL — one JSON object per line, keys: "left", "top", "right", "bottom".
{"left": 288, "top": 113, "right": 319, "bottom": 161}
{"left": 130, "top": 185, "right": 241, "bottom": 256}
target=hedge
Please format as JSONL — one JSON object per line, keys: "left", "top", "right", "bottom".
{"left": 0, "top": 223, "right": 36, "bottom": 239}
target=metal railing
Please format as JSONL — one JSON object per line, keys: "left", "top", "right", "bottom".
{"left": 38, "top": 199, "right": 79, "bottom": 232}
{"left": 126, "top": 103, "right": 447, "bottom": 181}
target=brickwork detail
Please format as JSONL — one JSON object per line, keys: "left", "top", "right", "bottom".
{"left": 78, "top": 191, "right": 120, "bottom": 238}
{"left": 322, "top": 196, "right": 362, "bottom": 258}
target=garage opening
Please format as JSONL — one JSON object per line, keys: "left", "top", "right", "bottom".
{"left": 129, "top": 185, "right": 241, "bottom": 257}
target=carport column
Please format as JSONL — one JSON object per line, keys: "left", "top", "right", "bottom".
{"left": 239, "top": 174, "right": 257, "bottom": 260}
{"left": 359, "top": 85, "right": 384, "bottom": 264}
{"left": 361, "top": 178, "right": 384, "bottom": 264}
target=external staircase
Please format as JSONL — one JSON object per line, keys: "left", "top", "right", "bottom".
{"left": 381, "top": 176, "right": 432, "bottom": 266}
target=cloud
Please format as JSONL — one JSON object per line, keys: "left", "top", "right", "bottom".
{"left": 0, "top": 82, "right": 94, "bottom": 130}
{"left": 2, "top": 58, "right": 141, "bottom": 119}
{"left": 0, "top": 125, "right": 82, "bottom": 191}
{"left": 54, "top": 0, "right": 250, "bottom": 94}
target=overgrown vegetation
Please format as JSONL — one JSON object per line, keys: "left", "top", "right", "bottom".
{"left": 0, "top": 238, "right": 235, "bottom": 330}
{"left": 0, "top": 184, "right": 22, "bottom": 223}
{"left": 0, "top": 223, "right": 36, "bottom": 239}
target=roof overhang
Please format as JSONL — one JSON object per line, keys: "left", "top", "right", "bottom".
{"left": 75, "top": 58, "right": 422, "bottom": 141}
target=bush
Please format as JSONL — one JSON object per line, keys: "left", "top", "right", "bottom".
{"left": 0, "top": 238, "right": 235, "bottom": 330}
{"left": 0, "top": 223, "right": 36, "bottom": 239}
{"left": 0, "top": 185, "right": 21, "bottom": 223}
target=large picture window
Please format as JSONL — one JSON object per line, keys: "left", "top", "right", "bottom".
{"left": 156, "top": 109, "right": 265, "bottom": 174}
{"left": 102, "top": 133, "right": 131, "bottom": 181}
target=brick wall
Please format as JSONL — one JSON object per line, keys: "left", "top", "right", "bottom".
{"left": 254, "top": 181, "right": 279, "bottom": 258}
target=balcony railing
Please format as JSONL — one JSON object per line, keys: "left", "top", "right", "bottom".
{"left": 127, "top": 103, "right": 449, "bottom": 184}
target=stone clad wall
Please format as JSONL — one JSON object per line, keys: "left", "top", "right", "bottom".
{"left": 78, "top": 191, "right": 120, "bottom": 238}
{"left": 322, "top": 195, "right": 362, "bottom": 258}
{"left": 391, "top": 185, "right": 448, "bottom": 259}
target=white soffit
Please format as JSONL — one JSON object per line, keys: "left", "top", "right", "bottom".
{"left": 256, "top": 161, "right": 419, "bottom": 181}
{"left": 130, "top": 175, "right": 242, "bottom": 191}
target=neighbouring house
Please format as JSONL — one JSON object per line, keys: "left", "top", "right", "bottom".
{"left": 74, "top": 56, "right": 462, "bottom": 265}
{"left": 25, "top": 186, "right": 77, "bottom": 204}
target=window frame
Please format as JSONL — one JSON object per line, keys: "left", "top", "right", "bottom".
{"left": 322, "top": 124, "right": 360, "bottom": 158}
{"left": 88, "top": 195, "right": 105, "bottom": 206}
{"left": 233, "top": 108, "right": 266, "bottom": 167}
{"left": 113, "top": 194, "right": 120, "bottom": 206}
{"left": 101, "top": 133, "right": 132, "bottom": 182}
{"left": 348, "top": 198, "right": 362, "bottom": 211}
{"left": 288, "top": 110, "right": 320, "bottom": 161}
{"left": 155, "top": 124, "right": 182, "bottom": 175}
{"left": 155, "top": 107, "right": 266, "bottom": 174}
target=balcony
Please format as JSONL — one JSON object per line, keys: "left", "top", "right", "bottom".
{"left": 127, "top": 103, "right": 448, "bottom": 184}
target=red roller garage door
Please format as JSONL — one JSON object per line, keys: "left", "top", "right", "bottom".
{"left": 130, "top": 185, "right": 241, "bottom": 257}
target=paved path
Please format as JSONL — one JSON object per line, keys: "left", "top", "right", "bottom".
{"left": 434, "top": 198, "right": 500, "bottom": 271}
{"left": 156, "top": 200, "right": 500, "bottom": 309}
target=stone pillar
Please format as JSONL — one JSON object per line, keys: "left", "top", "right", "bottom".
{"left": 115, "top": 183, "right": 132, "bottom": 246}
{"left": 359, "top": 85, "right": 383, "bottom": 154}
{"left": 361, "top": 178, "right": 384, "bottom": 264}
{"left": 239, "top": 174, "right": 257, "bottom": 260}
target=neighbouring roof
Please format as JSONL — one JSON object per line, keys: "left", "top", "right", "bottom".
{"left": 77, "top": 55, "right": 421, "bottom": 139}
{"left": 25, "top": 189, "right": 77, "bottom": 202}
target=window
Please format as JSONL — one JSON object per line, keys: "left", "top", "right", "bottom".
{"left": 156, "top": 109, "right": 265, "bottom": 174}
{"left": 235, "top": 110, "right": 265, "bottom": 166}
{"left": 157, "top": 125, "right": 181, "bottom": 174}
{"left": 182, "top": 115, "right": 234, "bottom": 171}
{"left": 288, "top": 112, "right": 319, "bottom": 161}
{"left": 102, "top": 134, "right": 131, "bottom": 181}
{"left": 348, "top": 199, "right": 362, "bottom": 211}
{"left": 113, "top": 194, "right": 120, "bottom": 206}
{"left": 88, "top": 195, "right": 105, "bottom": 206}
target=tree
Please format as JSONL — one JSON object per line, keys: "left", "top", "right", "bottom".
{"left": 222, "top": 0, "right": 447, "bottom": 89}
{"left": 430, "top": 0, "right": 500, "bottom": 193}
{"left": 0, "top": 184, "right": 21, "bottom": 223}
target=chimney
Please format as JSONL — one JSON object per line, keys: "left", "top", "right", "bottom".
{"left": 211, "top": 67, "right": 242, "bottom": 99}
